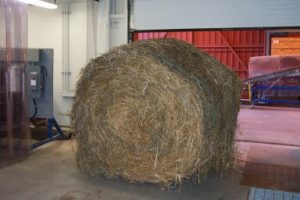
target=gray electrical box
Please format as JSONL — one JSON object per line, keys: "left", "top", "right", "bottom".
{"left": 27, "top": 49, "right": 54, "bottom": 119}
{"left": 0, "top": 48, "right": 54, "bottom": 119}
{"left": 29, "top": 66, "right": 44, "bottom": 98}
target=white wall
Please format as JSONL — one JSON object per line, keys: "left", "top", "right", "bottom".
{"left": 68, "top": 1, "right": 87, "bottom": 91}
{"left": 28, "top": 0, "right": 128, "bottom": 126}
{"left": 28, "top": 1, "right": 87, "bottom": 126}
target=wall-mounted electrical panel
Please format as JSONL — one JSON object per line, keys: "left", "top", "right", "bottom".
{"left": 29, "top": 66, "right": 44, "bottom": 98}
{"left": 27, "top": 49, "right": 54, "bottom": 119}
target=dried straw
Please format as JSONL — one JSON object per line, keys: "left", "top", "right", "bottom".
{"left": 72, "top": 39, "right": 241, "bottom": 185}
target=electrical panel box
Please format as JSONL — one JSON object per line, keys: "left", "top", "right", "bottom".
{"left": 27, "top": 49, "right": 53, "bottom": 119}
{"left": 29, "top": 65, "right": 44, "bottom": 98}
{"left": 30, "top": 72, "right": 38, "bottom": 91}
{"left": 0, "top": 48, "right": 54, "bottom": 119}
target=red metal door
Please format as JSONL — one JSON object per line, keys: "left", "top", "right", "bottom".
{"left": 133, "top": 30, "right": 266, "bottom": 79}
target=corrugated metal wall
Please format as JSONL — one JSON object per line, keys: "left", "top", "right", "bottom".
{"left": 133, "top": 30, "right": 266, "bottom": 79}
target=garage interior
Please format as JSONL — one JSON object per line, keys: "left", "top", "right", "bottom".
{"left": 1, "top": 0, "right": 300, "bottom": 200}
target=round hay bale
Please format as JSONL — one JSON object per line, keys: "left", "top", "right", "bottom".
{"left": 72, "top": 39, "right": 241, "bottom": 185}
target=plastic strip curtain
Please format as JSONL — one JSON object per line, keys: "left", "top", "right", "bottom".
{"left": 0, "top": 0, "right": 30, "bottom": 167}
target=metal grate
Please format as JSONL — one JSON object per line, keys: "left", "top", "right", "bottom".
{"left": 241, "top": 146, "right": 300, "bottom": 192}
{"left": 248, "top": 187, "right": 300, "bottom": 200}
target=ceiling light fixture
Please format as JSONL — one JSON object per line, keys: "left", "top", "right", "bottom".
{"left": 17, "top": 0, "right": 58, "bottom": 9}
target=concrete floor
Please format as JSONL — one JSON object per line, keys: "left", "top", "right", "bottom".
{"left": 236, "top": 105, "right": 300, "bottom": 147}
{"left": 235, "top": 105, "right": 300, "bottom": 164}
{"left": 1, "top": 105, "right": 300, "bottom": 200}
{"left": 0, "top": 140, "right": 249, "bottom": 200}
{"left": 235, "top": 106, "right": 300, "bottom": 193}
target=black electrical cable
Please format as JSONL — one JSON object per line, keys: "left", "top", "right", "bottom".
{"left": 30, "top": 98, "right": 37, "bottom": 120}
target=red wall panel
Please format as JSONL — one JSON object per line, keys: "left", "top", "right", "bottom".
{"left": 133, "top": 30, "right": 266, "bottom": 79}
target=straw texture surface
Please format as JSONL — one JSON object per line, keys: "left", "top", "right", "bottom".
{"left": 72, "top": 39, "right": 241, "bottom": 185}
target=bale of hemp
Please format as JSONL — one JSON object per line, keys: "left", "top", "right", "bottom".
{"left": 72, "top": 38, "right": 241, "bottom": 185}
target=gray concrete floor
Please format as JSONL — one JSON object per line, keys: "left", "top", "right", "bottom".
{"left": 0, "top": 140, "right": 249, "bottom": 200}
